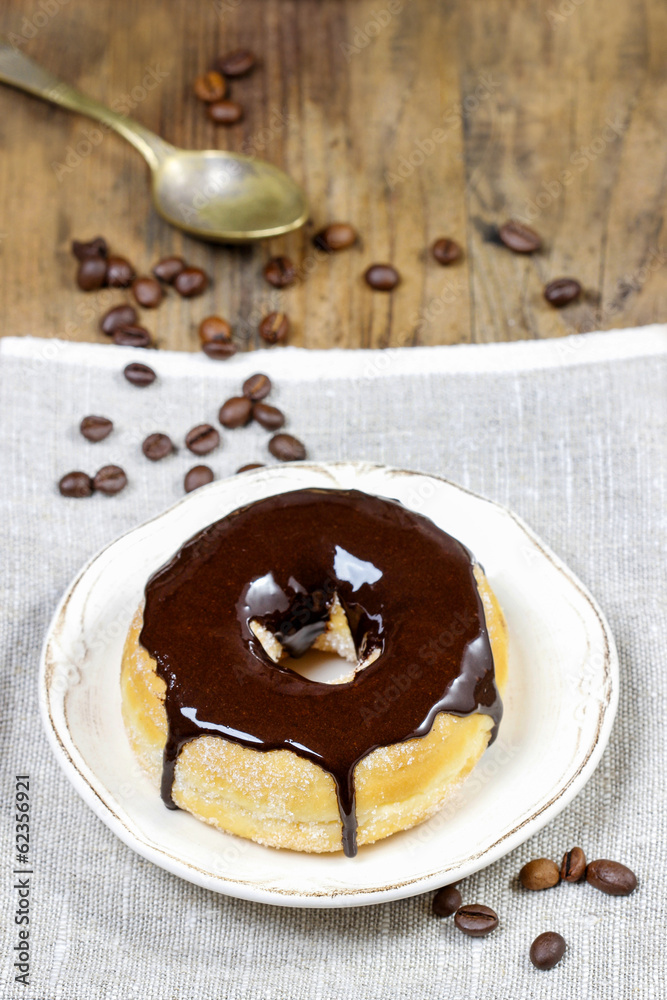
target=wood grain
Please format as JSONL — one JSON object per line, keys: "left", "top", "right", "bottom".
{"left": 0, "top": 0, "right": 665, "bottom": 352}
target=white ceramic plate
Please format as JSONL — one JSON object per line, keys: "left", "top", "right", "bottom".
{"left": 40, "top": 462, "right": 617, "bottom": 907}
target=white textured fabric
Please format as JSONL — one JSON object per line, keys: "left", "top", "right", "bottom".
{"left": 1, "top": 329, "right": 665, "bottom": 999}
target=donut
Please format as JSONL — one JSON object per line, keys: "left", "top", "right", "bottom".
{"left": 121, "top": 488, "right": 508, "bottom": 855}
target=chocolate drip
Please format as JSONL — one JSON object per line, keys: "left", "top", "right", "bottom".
{"left": 140, "top": 488, "right": 502, "bottom": 857}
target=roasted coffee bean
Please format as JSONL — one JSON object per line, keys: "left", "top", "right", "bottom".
{"left": 586, "top": 859, "right": 637, "bottom": 896}
{"left": 544, "top": 277, "right": 582, "bottom": 307}
{"left": 202, "top": 339, "right": 237, "bottom": 360}
{"left": 242, "top": 373, "right": 272, "bottom": 400}
{"left": 454, "top": 904, "right": 498, "bottom": 937}
{"left": 432, "top": 237, "right": 462, "bottom": 265}
{"left": 80, "top": 415, "right": 113, "bottom": 442}
{"left": 219, "top": 396, "right": 253, "bottom": 428}
{"left": 100, "top": 303, "right": 137, "bottom": 336}
{"left": 263, "top": 256, "right": 297, "bottom": 288}
{"left": 58, "top": 471, "right": 93, "bottom": 498}
{"left": 519, "top": 859, "right": 560, "bottom": 891}
{"left": 123, "top": 362, "right": 156, "bottom": 387}
{"left": 364, "top": 263, "right": 400, "bottom": 291}
{"left": 184, "top": 464, "right": 214, "bottom": 493}
{"left": 153, "top": 256, "right": 186, "bottom": 283}
{"left": 185, "top": 423, "right": 220, "bottom": 455}
{"left": 77, "top": 256, "right": 107, "bottom": 291}
{"left": 560, "top": 846, "right": 586, "bottom": 883}
{"left": 72, "top": 236, "right": 107, "bottom": 260}
{"left": 259, "top": 311, "right": 290, "bottom": 344}
{"left": 207, "top": 99, "right": 244, "bottom": 125}
{"left": 499, "top": 220, "right": 542, "bottom": 253}
{"left": 268, "top": 432, "right": 306, "bottom": 461}
{"left": 106, "top": 256, "right": 135, "bottom": 288}
{"left": 174, "top": 267, "right": 208, "bottom": 298}
{"left": 193, "top": 70, "right": 227, "bottom": 102}
{"left": 313, "top": 222, "right": 357, "bottom": 252}
{"left": 93, "top": 464, "right": 127, "bottom": 495}
{"left": 217, "top": 48, "right": 256, "bottom": 77}
{"left": 530, "top": 932, "right": 566, "bottom": 971}
{"left": 142, "top": 432, "right": 174, "bottom": 461}
{"left": 132, "top": 276, "right": 164, "bottom": 309}
{"left": 199, "top": 315, "right": 232, "bottom": 343}
{"left": 432, "top": 885, "right": 462, "bottom": 919}
{"left": 253, "top": 401, "right": 285, "bottom": 430}
{"left": 113, "top": 325, "right": 152, "bottom": 348}
{"left": 236, "top": 463, "right": 264, "bottom": 473}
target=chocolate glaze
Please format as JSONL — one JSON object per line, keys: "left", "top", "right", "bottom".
{"left": 140, "top": 488, "right": 502, "bottom": 857}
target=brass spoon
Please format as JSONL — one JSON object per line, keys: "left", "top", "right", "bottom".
{"left": 0, "top": 41, "right": 308, "bottom": 243}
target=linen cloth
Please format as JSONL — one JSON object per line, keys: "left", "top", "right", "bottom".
{"left": 1, "top": 328, "right": 665, "bottom": 1000}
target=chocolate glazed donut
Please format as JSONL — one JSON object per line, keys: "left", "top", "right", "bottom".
{"left": 140, "top": 488, "right": 502, "bottom": 857}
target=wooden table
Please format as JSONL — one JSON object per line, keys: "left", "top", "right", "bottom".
{"left": 1, "top": 0, "right": 665, "bottom": 351}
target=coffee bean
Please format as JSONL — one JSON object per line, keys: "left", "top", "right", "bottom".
{"left": 193, "top": 70, "right": 227, "bottom": 102}
{"left": 72, "top": 236, "right": 107, "bottom": 260}
{"left": 77, "top": 257, "right": 107, "bottom": 291}
{"left": 259, "top": 311, "right": 290, "bottom": 344}
{"left": 454, "top": 904, "right": 498, "bottom": 937}
{"left": 207, "top": 99, "right": 244, "bottom": 125}
{"left": 219, "top": 396, "right": 253, "bottom": 428}
{"left": 544, "top": 277, "right": 582, "bottom": 307}
{"left": 123, "top": 362, "right": 156, "bottom": 387}
{"left": 253, "top": 401, "right": 285, "bottom": 430}
{"left": 586, "top": 859, "right": 637, "bottom": 896}
{"left": 80, "top": 415, "right": 113, "bottom": 442}
{"left": 432, "top": 885, "right": 462, "bottom": 918}
{"left": 268, "top": 433, "right": 306, "bottom": 461}
{"left": 174, "top": 267, "right": 208, "bottom": 298}
{"left": 499, "top": 220, "right": 542, "bottom": 253}
{"left": 217, "top": 48, "right": 256, "bottom": 77}
{"left": 185, "top": 424, "right": 220, "bottom": 455}
{"left": 236, "top": 463, "right": 264, "bottom": 473}
{"left": 242, "top": 373, "right": 272, "bottom": 400}
{"left": 100, "top": 304, "right": 138, "bottom": 336}
{"left": 106, "top": 256, "right": 135, "bottom": 288}
{"left": 93, "top": 464, "right": 127, "bottom": 495}
{"left": 142, "top": 432, "right": 174, "bottom": 461}
{"left": 432, "top": 238, "right": 462, "bottom": 265}
{"left": 202, "top": 340, "right": 237, "bottom": 360}
{"left": 184, "top": 464, "right": 214, "bottom": 493}
{"left": 560, "top": 846, "right": 586, "bottom": 883}
{"left": 530, "top": 932, "right": 566, "bottom": 971}
{"left": 132, "top": 276, "right": 164, "bottom": 309}
{"left": 59, "top": 471, "right": 93, "bottom": 498}
{"left": 153, "top": 256, "right": 186, "bottom": 283}
{"left": 313, "top": 223, "right": 357, "bottom": 252}
{"left": 519, "top": 859, "right": 560, "bottom": 891}
{"left": 263, "top": 256, "right": 297, "bottom": 288}
{"left": 199, "top": 315, "right": 232, "bottom": 343}
{"left": 113, "top": 325, "right": 152, "bottom": 348}
{"left": 364, "top": 263, "right": 400, "bottom": 291}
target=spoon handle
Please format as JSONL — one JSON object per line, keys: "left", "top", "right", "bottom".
{"left": 0, "top": 39, "right": 174, "bottom": 169}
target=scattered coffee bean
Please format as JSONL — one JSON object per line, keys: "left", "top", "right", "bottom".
{"left": 454, "top": 904, "right": 498, "bottom": 937}
{"left": 184, "top": 464, "right": 214, "bottom": 493}
{"left": 519, "top": 859, "right": 560, "bottom": 891}
{"left": 142, "top": 432, "right": 174, "bottom": 461}
{"left": 259, "top": 311, "right": 290, "bottom": 344}
{"left": 313, "top": 222, "right": 357, "bottom": 252}
{"left": 80, "top": 415, "right": 113, "bottom": 442}
{"left": 217, "top": 48, "right": 256, "bottom": 77}
{"left": 153, "top": 256, "right": 186, "bottom": 283}
{"left": 123, "top": 362, "right": 156, "bottom": 387}
{"left": 253, "top": 401, "right": 285, "bottom": 430}
{"left": 199, "top": 315, "right": 233, "bottom": 343}
{"left": 185, "top": 423, "right": 220, "bottom": 455}
{"left": 72, "top": 236, "right": 107, "bottom": 260}
{"left": 586, "top": 859, "right": 637, "bottom": 896}
{"left": 236, "top": 463, "right": 264, "bottom": 473}
{"left": 202, "top": 339, "right": 237, "bottom": 360}
{"left": 432, "top": 885, "right": 462, "bottom": 918}
{"left": 218, "top": 396, "right": 253, "bottom": 428}
{"left": 269, "top": 433, "right": 306, "bottom": 461}
{"left": 207, "top": 99, "right": 244, "bottom": 125}
{"left": 242, "top": 373, "right": 271, "bottom": 400}
{"left": 58, "top": 471, "right": 93, "bottom": 498}
{"left": 174, "top": 267, "right": 208, "bottom": 298}
{"left": 432, "top": 237, "right": 462, "bottom": 265}
{"left": 263, "top": 256, "right": 297, "bottom": 288}
{"left": 77, "top": 256, "right": 107, "bottom": 291}
{"left": 100, "top": 304, "right": 138, "bottom": 336}
{"left": 93, "top": 464, "right": 127, "bottom": 495}
{"left": 560, "top": 846, "right": 586, "bottom": 883}
{"left": 113, "top": 325, "right": 152, "bottom": 348}
{"left": 544, "top": 277, "right": 582, "bottom": 307}
{"left": 499, "top": 220, "right": 542, "bottom": 253}
{"left": 106, "top": 256, "right": 135, "bottom": 288}
{"left": 132, "top": 276, "right": 164, "bottom": 309}
{"left": 364, "top": 263, "right": 400, "bottom": 291}
{"left": 193, "top": 70, "right": 227, "bottom": 103}
{"left": 530, "top": 932, "right": 566, "bottom": 971}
